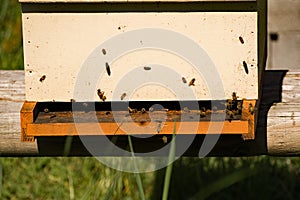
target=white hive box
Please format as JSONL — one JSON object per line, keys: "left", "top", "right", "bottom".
{"left": 19, "top": 0, "right": 267, "bottom": 143}
{"left": 19, "top": 0, "right": 265, "bottom": 102}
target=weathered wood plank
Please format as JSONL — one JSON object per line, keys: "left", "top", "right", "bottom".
{"left": 265, "top": 70, "right": 300, "bottom": 156}
{"left": 282, "top": 71, "right": 300, "bottom": 103}
{"left": 0, "top": 70, "right": 38, "bottom": 155}
{"left": 267, "top": 103, "right": 300, "bottom": 155}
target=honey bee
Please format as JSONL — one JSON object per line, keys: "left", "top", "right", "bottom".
{"left": 183, "top": 107, "right": 190, "bottom": 112}
{"left": 226, "top": 99, "right": 233, "bottom": 110}
{"left": 141, "top": 108, "right": 146, "bottom": 113}
{"left": 44, "top": 108, "right": 49, "bottom": 113}
{"left": 189, "top": 78, "right": 195, "bottom": 86}
{"left": 182, "top": 77, "right": 187, "bottom": 84}
{"left": 200, "top": 107, "right": 206, "bottom": 117}
{"left": 232, "top": 92, "right": 238, "bottom": 101}
{"left": 157, "top": 123, "right": 162, "bottom": 133}
{"left": 102, "top": 48, "right": 106, "bottom": 55}
{"left": 39, "top": 75, "right": 46, "bottom": 82}
{"left": 120, "top": 93, "right": 126, "bottom": 100}
{"left": 70, "top": 99, "right": 75, "bottom": 102}
{"left": 144, "top": 66, "right": 151, "bottom": 71}
{"left": 105, "top": 62, "right": 111, "bottom": 76}
{"left": 50, "top": 114, "right": 56, "bottom": 119}
{"left": 200, "top": 110, "right": 206, "bottom": 118}
{"left": 243, "top": 61, "right": 249, "bottom": 74}
{"left": 239, "top": 36, "right": 244, "bottom": 44}
{"left": 128, "top": 107, "right": 137, "bottom": 113}
{"left": 226, "top": 110, "right": 234, "bottom": 122}
{"left": 249, "top": 103, "right": 254, "bottom": 115}
{"left": 97, "top": 89, "right": 106, "bottom": 102}
{"left": 162, "top": 136, "right": 168, "bottom": 144}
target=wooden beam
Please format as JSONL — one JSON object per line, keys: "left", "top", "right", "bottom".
{"left": 1, "top": 70, "right": 300, "bottom": 156}
{"left": 0, "top": 71, "right": 38, "bottom": 155}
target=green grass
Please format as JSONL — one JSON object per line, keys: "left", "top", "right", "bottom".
{"left": 0, "top": 157, "right": 155, "bottom": 200}
{"left": 152, "top": 156, "right": 300, "bottom": 200}
{"left": 0, "top": 0, "right": 23, "bottom": 70}
{"left": 2, "top": 156, "right": 299, "bottom": 200}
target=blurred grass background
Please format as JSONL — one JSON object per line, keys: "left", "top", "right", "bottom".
{"left": 0, "top": 1, "right": 23, "bottom": 70}
{"left": 1, "top": 1, "right": 300, "bottom": 199}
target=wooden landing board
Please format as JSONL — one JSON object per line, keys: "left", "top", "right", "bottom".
{"left": 27, "top": 121, "right": 249, "bottom": 136}
{"left": 21, "top": 101, "right": 255, "bottom": 140}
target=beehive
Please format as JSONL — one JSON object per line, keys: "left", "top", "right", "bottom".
{"left": 19, "top": 0, "right": 267, "bottom": 143}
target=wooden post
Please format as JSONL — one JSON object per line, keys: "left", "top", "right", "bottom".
{"left": 267, "top": 103, "right": 300, "bottom": 155}
{"left": 0, "top": 70, "right": 38, "bottom": 155}
{"left": 267, "top": 71, "right": 300, "bottom": 156}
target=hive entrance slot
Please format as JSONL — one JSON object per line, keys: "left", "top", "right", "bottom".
{"left": 21, "top": 100, "right": 256, "bottom": 142}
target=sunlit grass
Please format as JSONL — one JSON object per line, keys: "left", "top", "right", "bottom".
{"left": 0, "top": 157, "right": 151, "bottom": 199}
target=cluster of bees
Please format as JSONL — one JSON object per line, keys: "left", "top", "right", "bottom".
{"left": 226, "top": 92, "right": 242, "bottom": 121}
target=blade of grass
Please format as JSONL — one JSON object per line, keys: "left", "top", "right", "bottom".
{"left": 80, "top": 175, "right": 96, "bottom": 200}
{"left": 63, "top": 136, "right": 73, "bottom": 156}
{"left": 0, "top": 164, "right": 2, "bottom": 199}
{"left": 128, "top": 135, "right": 145, "bottom": 200}
{"left": 68, "top": 170, "right": 75, "bottom": 200}
{"left": 189, "top": 167, "right": 259, "bottom": 200}
{"left": 162, "top": 118, "right": 177, "bottom": 200}
{"left": 103, "top": 171, "right": 121, "bottom": 200}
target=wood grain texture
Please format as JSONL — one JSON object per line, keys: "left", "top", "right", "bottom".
{"left": 282, "top": 71, "right": 300, "bottom": 103}
{"left": 0, "top": 71, "right": 38, "bottom": 155}
{"left": 266, "top": 70, "right": 300, "bottom": 156}
{"left": 267, "top": 103, "right": 300, "bottom": 155}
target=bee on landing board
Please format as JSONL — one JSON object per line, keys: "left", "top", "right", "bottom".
{"left": 128, "top": 107, "right": 137, "bottom": 113}
{"left": 249, "top": 103, "right": 254, "bottom": 115}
